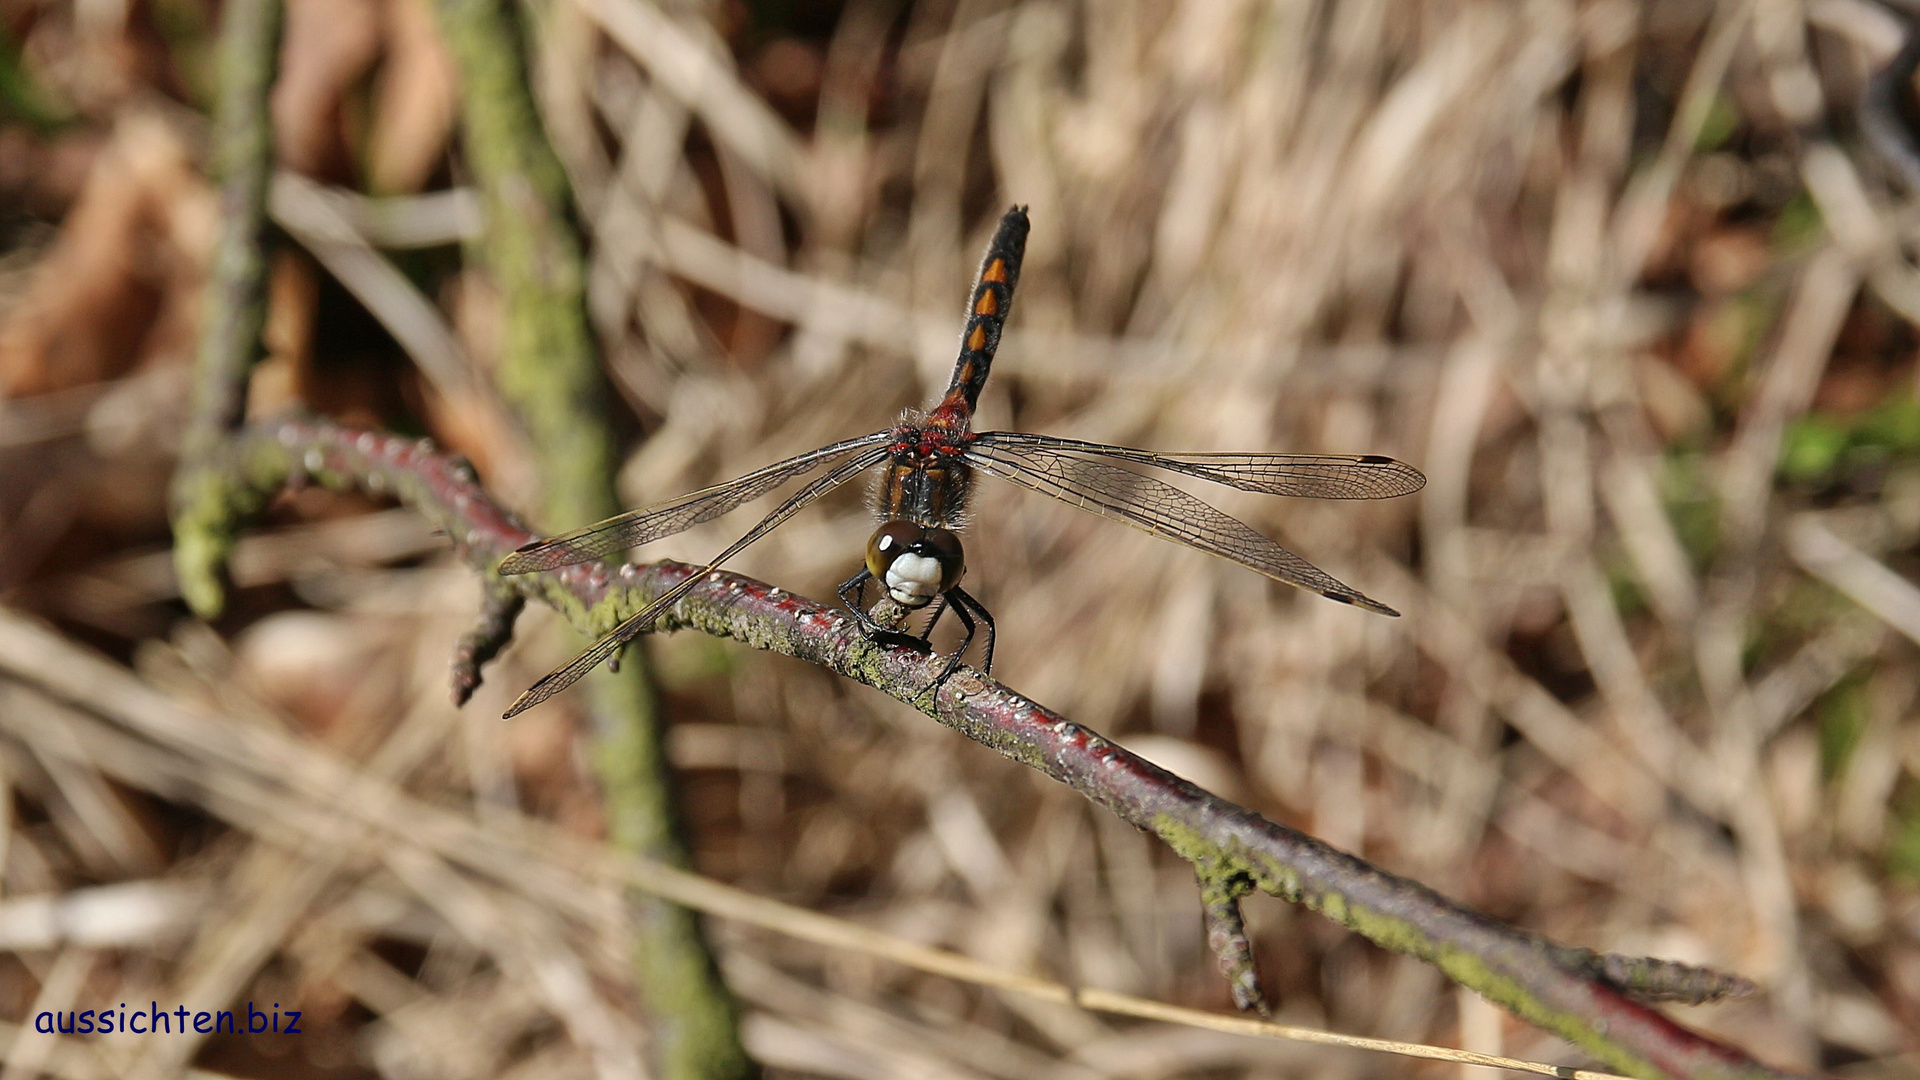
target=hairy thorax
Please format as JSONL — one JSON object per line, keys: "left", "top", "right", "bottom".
{"left": 877, "top": 409, "right": 976, "bottom": 529}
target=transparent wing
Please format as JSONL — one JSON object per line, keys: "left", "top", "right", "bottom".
{"left": 504, "top": 445, "right": 893, "bottom": 717}
{"left": 966, "top": 443, "right": 1399, "bottom": 616}
{"left": 973, "top": 431, "right": 1426, "bottom": 500}
{"left": 499, "top": 432, "right": 893, "bottom": 573}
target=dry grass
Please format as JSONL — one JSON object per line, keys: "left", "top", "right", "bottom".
{"left": 2, "top": 0, "right": 1920, "bottom": 1076}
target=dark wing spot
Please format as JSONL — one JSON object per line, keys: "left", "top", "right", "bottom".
{"left": 514, "top": 540, "right": 543, "bottom": 552}
{"left": 1323, "top": 591, "right": 1355, "bottom": 604}
{"left": 1359, "top": 455, "right": 1394, "bottom": 464}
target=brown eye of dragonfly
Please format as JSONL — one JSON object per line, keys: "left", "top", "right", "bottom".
{"left": 865, "top": 521, "right": 923, "bottom": 578}
{"left": 866, "top": 522, "right": 965, "bottom": 608}
{"left": 920, "top": 527, "right": 965, "bottom": 590}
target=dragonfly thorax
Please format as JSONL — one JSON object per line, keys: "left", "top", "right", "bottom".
{"left": 866, "top": 521, "right": 964, "bottom": 608}
{"left": 880, "top": 421, "right": 974, "bottom": 528}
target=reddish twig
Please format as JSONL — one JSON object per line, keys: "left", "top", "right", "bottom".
{"left": 199, "top": 415, "right": 1787, "bottom": 1080}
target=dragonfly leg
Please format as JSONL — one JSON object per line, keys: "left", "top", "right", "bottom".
{"left": 928, "top": 592, "right": 975, "bottom": 689}
{"left": 838, "top": 567, "right": 932, "bottom": 653}
{"left": 948, "top": 586, "right": 995, "bottom": 675}
{"left": 923, "top": 587, "right": 996, "bottom": 693}
{"left": 836, "top": 567, "right": 873, "bottom": 622}
{"left": 916, "top": 595, "right": 950, "bottom": 641}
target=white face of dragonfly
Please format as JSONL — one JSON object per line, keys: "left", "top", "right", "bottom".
{"left": 865, "top": 521, "right": 965, "bottom": 609}
{"left": 884, "top": 551, "right": 945, "bottom": 606}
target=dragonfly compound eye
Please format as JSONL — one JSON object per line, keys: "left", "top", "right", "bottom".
{"left": 920, "top": 527, "right": 965, "bottom": 592}
{"left": 866, "top": 521, "right": 962, "bottom": 608}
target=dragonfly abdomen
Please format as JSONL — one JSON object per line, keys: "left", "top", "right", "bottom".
{"left": 940, "top": 207, "right": 1029, "bottom": 417}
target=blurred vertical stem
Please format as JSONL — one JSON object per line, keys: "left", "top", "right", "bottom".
{"left": 170, "top": 0, "right": 282, "bottom": 618}
{"left": 428, "top": 2, "right": 752, "bottom": 1078}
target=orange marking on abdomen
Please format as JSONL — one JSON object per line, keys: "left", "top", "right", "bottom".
{"left": 974, "top": 290, "right": 999, "bottom": 315}
{"left": 967, "top": 324, "right": 987, "bottom": 350}
{"left": 982, "top": 258, "right": 1008, "bottom": 283}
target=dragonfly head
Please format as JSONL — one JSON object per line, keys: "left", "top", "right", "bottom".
{"left": 866, "top": 521, "right": 964, "bottom": 608}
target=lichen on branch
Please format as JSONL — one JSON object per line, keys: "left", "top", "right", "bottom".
{"left": 169, "top": 0, "right": 284, "bottom": 620}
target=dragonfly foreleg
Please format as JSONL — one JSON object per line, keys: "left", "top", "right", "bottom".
{"left": 916, "top": 595, "right": 949, "bottom": 640}
{"left": 838, "top": 567, "right": 933, "bottom": 653}
{"left": 836, "top": 567, "right": 873, "bottom": 622}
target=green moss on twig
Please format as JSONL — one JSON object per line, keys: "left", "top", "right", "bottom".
{"left": 169, "top": 0, "right": 283, "bottom": 619}
{"left": 431, "top": 0, "right": 614, "bottom": 532}
{"left": 427, "top": 1, "right": 750, "bottom": 1075}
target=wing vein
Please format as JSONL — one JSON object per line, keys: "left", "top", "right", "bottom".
{"left": 500, "top": 431, "right": 893, "bottom": 573}
{"left": 503, "top": 445, "right": 891, "bottom": 717}
{"left": 966, "top": 444, "right": 1398, "bottom": 615}
{"left": 973, "top": 431, "right": 1426, "bottom": 500}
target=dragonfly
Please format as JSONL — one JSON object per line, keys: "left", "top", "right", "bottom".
{"left": 498, "top": 206, "right": 1425, "bottom": 718}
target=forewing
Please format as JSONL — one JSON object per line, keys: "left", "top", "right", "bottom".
{"left": 974, "top": 432, "right": 1425, "bottom": 500}
{"left": 499, "top": 432, "right": 892, "bottom": 574}
{"left": 967, "top": 444, "right": 1399, "bottom": 615}
{"left": 503, "top": 445, "right": 892, "bottom": 717}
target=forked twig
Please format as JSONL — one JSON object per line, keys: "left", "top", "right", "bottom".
{"left": 181, "top": 415, "right": 1793, "bottom": 1080}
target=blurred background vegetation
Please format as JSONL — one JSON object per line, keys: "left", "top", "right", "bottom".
{"left": 2, "top": 0, "right": 1920, "bottom": 1076}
